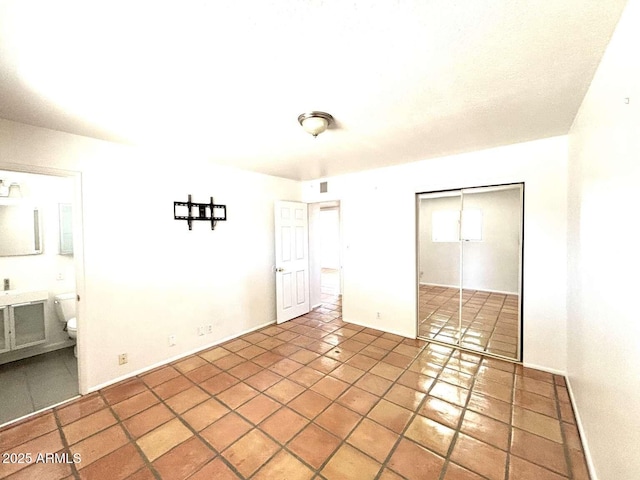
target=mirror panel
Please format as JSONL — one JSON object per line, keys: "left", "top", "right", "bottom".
{"left": 417, "top": 184, "right": 523, "bottom": 361}
{"left": 0, "top": 204, "right": 42, "bottom": 256}
{"left": 417, "top": 192, "right": 462, "bottom": 345}
{"left": 460, "top": 186, "right": 522, "bottom": 359}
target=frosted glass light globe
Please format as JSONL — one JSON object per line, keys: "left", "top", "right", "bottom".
{"left": 302, "top": 116, "right": 329, "bottom": 137}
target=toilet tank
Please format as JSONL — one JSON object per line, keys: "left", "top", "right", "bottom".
{"left": 54, "top": 292, "right": 76, "bottom": 322}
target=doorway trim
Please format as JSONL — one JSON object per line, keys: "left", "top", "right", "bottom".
{"left": 308, "top": 200, "right": 342, "bottom": 309}
{"left": 0, "top": 162, "right": 88, "bottom": 393}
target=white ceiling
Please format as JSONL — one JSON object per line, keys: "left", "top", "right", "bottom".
{"left": 0, "top": 1, "right": 627, "bottom": 181}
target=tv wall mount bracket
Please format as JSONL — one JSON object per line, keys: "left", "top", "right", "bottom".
{"left": 174, "top": 195, "right": 227, "bottom": 230}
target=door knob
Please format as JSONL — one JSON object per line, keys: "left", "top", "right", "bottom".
{"left": 276, "top": 267, "right": 285, "bottom": 272}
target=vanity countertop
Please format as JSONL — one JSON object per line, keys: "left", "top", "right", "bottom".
{"left": 0, "top": 290, "right": 48, "bottom": 307}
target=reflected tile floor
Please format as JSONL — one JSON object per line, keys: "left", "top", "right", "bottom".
{"left": 419, "top": 285, "right": 520, "bottom": 359}
{"left": 0, "top": 347, "right": 78, "bottom": 426}
{"left": 0, "top": 296, "right": 589, "bottom": 479}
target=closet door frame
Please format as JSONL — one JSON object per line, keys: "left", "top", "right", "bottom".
{"left": 416, "top": 182, "right": 524, "bottom": 362}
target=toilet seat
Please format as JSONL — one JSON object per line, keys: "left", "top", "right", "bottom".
{"left": 67, "top": 317, "right": 77, "bottom": 338}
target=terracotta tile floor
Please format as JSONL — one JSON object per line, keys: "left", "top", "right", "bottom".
{"left": 418, "top": 285, "right": 520, "bottom": 359}
{"left": 0, "top": 294, "right": 589, "bottom": 480}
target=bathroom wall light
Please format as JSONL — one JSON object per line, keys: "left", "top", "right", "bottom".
{"left": 298, "top": 111, "right": 334, "bottom": 137}
{"left": 8, "top": 182, "right": 22, "bottom": 198}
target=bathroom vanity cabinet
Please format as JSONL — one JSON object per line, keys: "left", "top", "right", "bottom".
{"left": 0, "top": 291, "right": 47, "bottom": 354}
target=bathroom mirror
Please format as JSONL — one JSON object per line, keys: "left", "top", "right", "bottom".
{"left": 0, "top": 204, "right": 42, "bottom": 256}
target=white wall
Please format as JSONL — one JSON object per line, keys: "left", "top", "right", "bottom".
{"left": 303, "top": 136, "right": 568, "bottom": 372}
{"left": 419, "top": 188, "right": 521, "bottom": 293}
{"left": 567, "top": 1, "right": 640, "bottom": 478}
{"left": 0, "top": 170, "right": 76, "bottom": 364}
{"left": 0, "top": 119, "right": 301, "bottom": 391}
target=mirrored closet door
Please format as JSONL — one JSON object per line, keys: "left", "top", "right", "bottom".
{"left": 417, "top": 184, "right": 523, "bottom": 361}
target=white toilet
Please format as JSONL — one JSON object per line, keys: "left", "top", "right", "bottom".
{"left": 54, "top": 292, "right": 77, "bottom": 356}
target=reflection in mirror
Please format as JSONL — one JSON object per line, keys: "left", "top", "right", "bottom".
{"left": 460, "top": 187, "right": 522, "bottom": 359}
{"left": 417, "top": 184, "right": 523, "bottom": 361}
{"left": 0, "top": 204, "right": 42, "bottom": 256}
{"left": 59, "top": 203, "right": 73, "bottom": 255}
{"left": 417, "top": 192, "right": 462, "bottom": 347}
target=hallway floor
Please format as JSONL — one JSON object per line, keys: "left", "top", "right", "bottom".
{"left": 321, "top": 268, "right": 340, "bottom": 296}
{"left": 0, "top": 295, "right": 588, "bottom": 480}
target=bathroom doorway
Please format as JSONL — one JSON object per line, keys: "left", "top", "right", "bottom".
{"left": 0, "top": 167, "right": 83, "bottom": 426}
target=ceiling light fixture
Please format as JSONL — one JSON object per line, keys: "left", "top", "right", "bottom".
{"left": 298, "top": 111, "right": 333, "bottom": 138}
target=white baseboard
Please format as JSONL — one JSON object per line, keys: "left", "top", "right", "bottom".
{"left": 565, "top": 376, "right": 597, "bottom": 480}
{"left": 87, "top": 320, "right": 276, "bottom": 393}
{"left": 522, "top": 362, "right": 566, "bottom": 376}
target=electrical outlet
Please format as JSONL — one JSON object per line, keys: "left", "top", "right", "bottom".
{"left": 118, "top": 353, "right": 128, "bottom": 365}
{"left": 206, "top": 324, "right": 213, "bottom": 334}
{"left": 376, "top": 312, "right": 381, "bottom": 319}
{"left": 197, "top": 326, "right": 205, "bottom": 336}
{"left": 168, "top": 335, "right": 176, "bottom": 346}
{"left": 56, "top": 272, "right": 64, "bottom": 281}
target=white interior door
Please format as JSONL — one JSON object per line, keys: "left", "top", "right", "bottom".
{"left": 275, "top": 201, "right": 310, "bottom": 323}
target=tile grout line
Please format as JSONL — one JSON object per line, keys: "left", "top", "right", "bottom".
{"left": 271, "top": 317, "right": 405, "bottom": 478}
{"left": 365, "top": 342, "right": 472, "bottom": 480}
{"left": 122, "top": 307, "right": 361, "bottom": 479}
{"left": 387, "top": 345, "right": 459, "bottom": 480}
{"left": 98, "top": 389, "right": 163, "bottom": 480}
{"left": 279, "top": 332, "right": 430, "bottom": 480}
{"left": 228, "top": 308, "right": 376, "bottom": 478}
{"left": 51, "top": 408, "right": 81, "bottom": 480}
{"left": 114, "top": 366, "right": 267, "bottom": 479}
{"left": 221, "top": 314, "right": 423, "bottom": 478}
{"left": 131, "top": 317, "right": 484, "bottom": 479}
{"left": 554, "top": 377, "right": 576, "bottom": 479}
{"left": 507, "top": 369, "right": 576, "bottom": 478}
{"left": 136, "top": 366, "right": 257, "bottom": 479}
{"left": 504, "top": 363, "right": 516, "bottom": 480}
{"left": 436, "top": 351, "right": 492, "bottom": 480}
{"left": 323, "top": 337, "right": 436, "bottom": 480}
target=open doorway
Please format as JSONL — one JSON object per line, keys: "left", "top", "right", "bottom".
{"left": 319, "top": 206, "right": 341, "bottom": 296}
{"left": 308, "top": 201, "right": 342, "bottom": 308}
{"left": 0, "top": 167, "right": 82, "bottom": 426}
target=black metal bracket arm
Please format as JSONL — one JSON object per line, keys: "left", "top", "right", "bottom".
{"left": 174, "top": 194, "right": 227, "bottom": 230}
